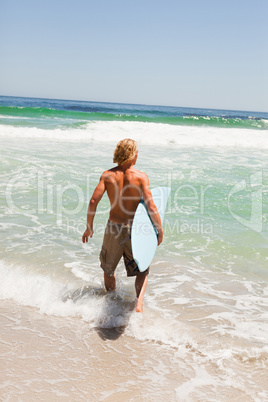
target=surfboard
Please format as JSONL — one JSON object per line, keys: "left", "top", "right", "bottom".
{"left": 131, "top": 187, "right": 171, "bottom": 272}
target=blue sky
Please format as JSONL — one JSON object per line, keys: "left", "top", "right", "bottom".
{"left": 0, "top": 0, "right": 267, "bottom": 111}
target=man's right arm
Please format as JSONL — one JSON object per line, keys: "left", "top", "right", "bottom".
{"left": 82, "top": 173, "right": 106, "bottom": 243}
{"left": 141, "top": 174, "right": 163, "bottom": 245}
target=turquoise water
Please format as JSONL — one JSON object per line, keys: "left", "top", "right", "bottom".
{"left": 0, "top": 96, "right": 268, "bottom": 399}
{"left": 1, "top": 95, "right": 268, "bottom": 130}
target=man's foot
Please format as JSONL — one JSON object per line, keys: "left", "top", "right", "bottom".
{"left": 135, "top": 273, "right": 148, "bottom": 313}
{"left": 136, "top": 299, "right": 143, "bottom": 313}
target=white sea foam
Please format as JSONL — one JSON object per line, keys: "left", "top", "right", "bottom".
{"left": 1, "top": 259, "right": 267, "bottom": 348}
{"left": 0, "top": 121, "right": 268, "bottom": 149}
{"left": 0, "top": 256, "right": 268, "bottom": 400}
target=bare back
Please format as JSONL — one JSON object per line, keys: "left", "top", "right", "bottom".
{"left": 103, "top": 166, "right": 146, "bottom": 225}
{"left": 83, "top": 150, "right": 163, "bottom": 246}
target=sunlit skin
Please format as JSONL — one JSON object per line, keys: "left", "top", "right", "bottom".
{"left": 82, "top": 151, "right": 163, "bottom": 312}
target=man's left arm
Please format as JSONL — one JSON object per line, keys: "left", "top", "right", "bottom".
{"left": 141, "top": 174, "right": 163, "bottom": 245}
{"left": 82, "top": 174, "right": 106, "bottom": 243}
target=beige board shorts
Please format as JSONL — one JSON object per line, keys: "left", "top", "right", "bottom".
{"left": 99, "top": 220, "right": 150, "bottom": 277}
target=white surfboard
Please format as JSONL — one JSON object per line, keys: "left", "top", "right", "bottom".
{"left": 131, "top": 187, "right": 171, "bottom": 272}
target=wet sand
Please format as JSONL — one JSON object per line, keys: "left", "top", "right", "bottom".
{"left": 1, "top": 298, "right": 266, "bottom": 401}
{"left": 1, "top": 299, "right": 182, "bottom": 401}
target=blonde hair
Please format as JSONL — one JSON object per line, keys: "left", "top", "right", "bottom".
{"left": 113, "top": 139, "right": 138, "bottom": 165}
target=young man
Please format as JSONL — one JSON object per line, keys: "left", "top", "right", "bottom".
{"left": 82, "top": 139, "right": 163, "bottom": 312}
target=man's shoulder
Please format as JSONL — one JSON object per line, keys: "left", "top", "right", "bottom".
{"left": 131, "top": 167, "right": 146, "bottom": 176}
{"left": 130, "top": 167, "right": 148, "bottom": 181}
{"left": 101, "top": 167, "right": 148, "bottom": 184}
{"left": 102, "top": 167, "right": 118, "bottom": 176}
{"left": 99, "top": 169, "right": 115, "bottom": 182}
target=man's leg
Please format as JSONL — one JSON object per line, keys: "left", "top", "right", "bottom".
{"left": 135, "top": 272, "right": 148, "bottom": 312}
{"left": 104, "top": 272, "right": 116, "bottom": 291}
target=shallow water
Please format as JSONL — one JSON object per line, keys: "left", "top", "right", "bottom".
{"left": 0, "top": 97, "right": 267, "bottom": 399}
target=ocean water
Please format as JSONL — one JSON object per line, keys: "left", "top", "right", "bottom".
{"left": 0, "top": 96, "right": 268, "bottom": 400}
